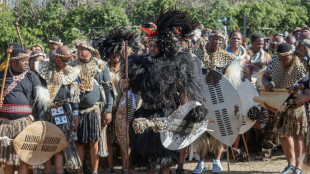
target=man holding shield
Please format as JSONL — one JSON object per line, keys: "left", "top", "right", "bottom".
{"left": 0, "top": 48, "right": 45, "bottom": 174}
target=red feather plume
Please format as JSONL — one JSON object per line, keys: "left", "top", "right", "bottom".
{"left": 270, "top": 34, "right": 274, "bottom": 40}
{"left": 139, "top": 27, "right": 158, "bottom": 37}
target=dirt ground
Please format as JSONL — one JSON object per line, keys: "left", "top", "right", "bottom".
{"left": 2, "top": 150, "right": 310, "bottom": 174}
{"left": 108, "top": 150, "right": 289, "bottom": 174}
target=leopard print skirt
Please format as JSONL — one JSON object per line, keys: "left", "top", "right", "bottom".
{"left": 274, "top": 106, "right": 307, "bottom": 137}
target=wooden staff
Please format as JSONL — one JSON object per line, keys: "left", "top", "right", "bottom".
{"left": 0, "top": 49, "right": 12, "bottom": 108}
{"left": 13, "top": 21, "right": 24, "bottom": 49}
{"left": 125, "top": 40, "right": 130, "bottom": 174}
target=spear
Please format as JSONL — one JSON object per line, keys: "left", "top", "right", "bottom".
{"left": 125, "top": 40, "right": 130, "bottom": 174}
{"left": 13, "top": 21, "right": 24, "bottom": 49}
{"left": 0, "top": 49, "right": 12, "bottom": 108}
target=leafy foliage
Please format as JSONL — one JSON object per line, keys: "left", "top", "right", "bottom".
{"left": 0, "top": 0, "right": 309, "bottom": 60}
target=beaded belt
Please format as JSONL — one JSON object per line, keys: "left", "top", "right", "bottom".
{"left": 0, "top": 104, "right": 33, "bottom": 114}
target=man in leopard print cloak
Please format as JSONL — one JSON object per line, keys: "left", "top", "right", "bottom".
{"left": 71, "top": 40, "right": 114, "bottom": 174}
{"left": 262, "top": 43, "right": 308, "bottom": 174}
{"left": 35, "top": 45, "right": 82, "bottom": 173}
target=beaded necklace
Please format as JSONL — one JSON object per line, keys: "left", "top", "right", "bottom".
{"left": 3, "top": 68, "right": 27, "bottom": 97}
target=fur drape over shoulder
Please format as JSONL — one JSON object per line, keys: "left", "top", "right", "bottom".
{"left": 126, "top": 52, "right": 205, "bottom": 113}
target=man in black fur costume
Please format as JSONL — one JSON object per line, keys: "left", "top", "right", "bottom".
{"left": 96, "top": 28, "right": 138, "bottom": 173}
{"left": 122, "top": 10, "right": 206, "bottom": 174}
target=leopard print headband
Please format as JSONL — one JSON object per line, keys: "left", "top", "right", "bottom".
{"left": 49, "top": 40, "right": 62, "bottom": 45}
{"left": 209, "top": 33, "right": 225, "bottom": 39}
{"left": 278, "top": 49, "right": 294, "bottom": 57}
{"left": 54, "top": 53, "right": 72, "bottom": 60}
{"left": 11, "top": 54, "right": 29, "bottom": 60}
{"left": 30, "top": 53, "right": 46, "bottom": 59}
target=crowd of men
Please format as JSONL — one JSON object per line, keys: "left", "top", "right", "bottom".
{"left": 1, "top": 9, "right": 310, "bottom": 174}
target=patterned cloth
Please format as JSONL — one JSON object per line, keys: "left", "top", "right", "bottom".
{"left": 0, "top": 104, "right": 32, "bottom": 114}
{"left": 106, "top": 67, "right": 123, "bottom": 143}
{"left": 0, "top": 116, "right": 33, "bottom": 166}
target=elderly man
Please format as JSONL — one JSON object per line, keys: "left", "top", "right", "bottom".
{"left": 262, "top": 43, "right": 308, "bottom": 174}
{"left": 0, "top": 48, "right": 45, "bottom": 174}
{"left": 29, "top": 51, "right": 46, "bottom": 72}
{"left": 71, "top": 40, "right": 113, "bottom": 174}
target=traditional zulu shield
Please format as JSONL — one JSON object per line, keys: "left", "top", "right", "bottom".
{"left": 203, "top": 70, "right": 243, "bottom": 146}
{"left": 236, "top": 79, "right": 260, "bottom": 134}
{"left": 160, "top": 101, "right": 211, "bottom": 150}
{"left": 13, "top": 121, "right": 67, "bottom": 165}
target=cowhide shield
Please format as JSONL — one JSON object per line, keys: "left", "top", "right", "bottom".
{"left": 203, "top": 70, "right": 243, "bottom": 146}
{"left": 13, "top": 121, "right": 67, "bottom": 165}
{"left": 160, "top": 101, "right": 211, "bottom": 150}
{"left": 236, "top": 79, "right": 260, "bottom": 134}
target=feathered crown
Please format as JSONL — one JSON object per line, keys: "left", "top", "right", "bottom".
{"left": 140, "top": 9, "right": 196, "bottom": 59}
{"left": 95, "top": 28, "right": 137, "bottom": 60}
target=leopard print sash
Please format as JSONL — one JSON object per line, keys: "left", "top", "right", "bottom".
{"left": 267, "top": 56, "right": 308, "bottom": 88}
{"left": 71, "top": 58, "right": 107, "bottom": 92}
{"left": 206, "top": 48, "right": 236, "bottom": 69}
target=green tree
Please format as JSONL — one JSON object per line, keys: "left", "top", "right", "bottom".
{"left": 132, "top": 0, "right": 175, "bottom": 25}
{"left": 0, "top": 5, "right": 43, "bottom": 59}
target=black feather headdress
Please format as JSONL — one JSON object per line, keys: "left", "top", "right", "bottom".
{"left": 95, "top": 28, "right": 137, "bottom": 60}
{"left": 140, "top": 9, "right": 196, "bottom": 59}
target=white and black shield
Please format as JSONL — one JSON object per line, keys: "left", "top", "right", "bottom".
{"left": 160, "top": 101, "right": 211, "bottom": 150}
{"left": 236, "top": 79, "right": 260, "bottom": 134}
{"left": 203, "top": 70, "right": 243, "bottom": 146}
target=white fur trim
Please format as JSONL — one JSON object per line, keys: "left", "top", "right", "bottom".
{"left": 224, "top": 62, "right": 243, "bottom": 89}
{"left": 35, "top": 86, "right": 50, "bottom": 111}
{"left": 34, "top": 60, "right": 40, "bottom": 73}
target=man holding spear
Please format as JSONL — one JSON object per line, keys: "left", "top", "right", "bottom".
{"left": 0, "top": 48, "right": 46, "bottom": 174}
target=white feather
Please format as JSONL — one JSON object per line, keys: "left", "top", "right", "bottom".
{"left": 224, "top": 62, "right": 243, "bottom": 89}
{"left": 35, "top": 86, "right": 50, "bottom": 111}
{"left": 0, "top": 136, "right": 12, "bottom": 147}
